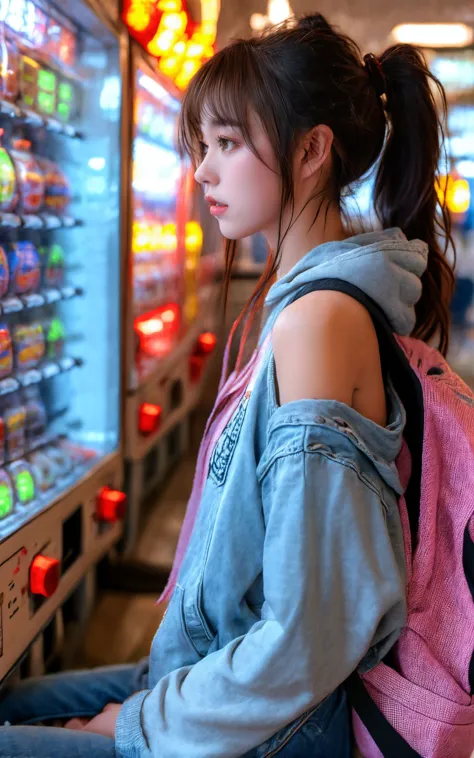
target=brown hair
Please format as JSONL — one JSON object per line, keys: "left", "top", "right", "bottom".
{"left": 179, "top": 13, "right": 455, "bottom": 369}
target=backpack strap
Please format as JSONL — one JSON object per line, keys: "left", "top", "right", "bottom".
{"left": 345, "top": 671, "right": 421, "bottom": 758}
{"left": 290, "top": 278, "right": 424, "bottom": 549}
{"left": 287, "top": 278, "right": 425, "bottom": 758}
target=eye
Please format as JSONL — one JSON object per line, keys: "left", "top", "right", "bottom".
{"left": 217, "top": 136, "right": 237, "bottom": 152}
{"left": 198, "top": 141, "right": 208, "bottom": 157}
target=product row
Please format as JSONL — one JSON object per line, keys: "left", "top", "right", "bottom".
{"left": 0, "top": 136, "right": 71, "bottom": 215}
{"left": 0, "top": 439, "right": 91, "bottom": 521}
{"left": 0, "top": 314, "right": 66, "bottom": 379}
{"left": 0, "top": 240, "right": 64, "bottom": 298}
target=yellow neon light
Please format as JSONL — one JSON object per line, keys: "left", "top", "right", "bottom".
{"left": 436, "top": 175, "right": 471, "bottom": 214}
{"left": 130, "top": 0, "right": 220, "bottom": 89}
{"left": 125, "top": 0, "right": 157, "bottom": 32}
{"left": 185, "top": 221, "right": 203, "bottom": 254}
{"left": 449, "top": 179, "right": 470, "bottom": 214}
{"left": 158, "top": 0, "right": 182, "bottom": 10}
{"left": 163, "top": 11, "right": 187, "bottom": 33}
{"left": 148, "top": 29, "right": 176, "bottom": 55}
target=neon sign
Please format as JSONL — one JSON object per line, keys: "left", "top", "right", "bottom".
{"left": 122, "top": 0, "right": 219, "bottom": 90}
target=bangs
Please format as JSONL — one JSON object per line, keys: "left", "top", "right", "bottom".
{"left": 178, "top": 42, "right": 266, "bottom": 164}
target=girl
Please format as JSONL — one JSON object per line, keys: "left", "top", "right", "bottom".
{"left": 0, "top": 12, "right": 454, "bottom": 758}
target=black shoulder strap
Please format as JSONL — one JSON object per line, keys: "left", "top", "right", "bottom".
{"left": 345, "top": 671, "right": 421, "bottom": 757}
{"left": 292, "top": 278, "right": 424, "bottom": 549}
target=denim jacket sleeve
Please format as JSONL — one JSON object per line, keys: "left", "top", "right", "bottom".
{"left": 115, "top": 414, "right": 406, "bottom": 758}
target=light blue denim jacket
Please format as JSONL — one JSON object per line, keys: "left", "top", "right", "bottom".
{"left": 116, "top": 229, "right": 428, "bottom": 758}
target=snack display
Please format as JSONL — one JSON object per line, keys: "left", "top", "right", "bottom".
{"left": 12, "top": 322, "right": 45, "bottom": 371}
{"left": 0, "top": 35, "right": 19, "bottom": 103}
{"left": 0, "top": 468, "right": 14, "bottom": 518}
{"left": 37, "top": 157, "right": 71, "bottom": 214}
{"left": 4, "top": 396, "right": 26, "bottom": 461}
{"left": 24, "top": 386, "right": 47, "bottom": 447}
{"left": 0, "top": 246, "right": 9, "bottom": 297}
{"left": 8, "top": 459, "right": 36, "bottom": 507}
{"left": 0, "top": 0, "right": 123, "bottom": 571}
{"left": 10, "top": 139, "right": 45, "bottom": 213}
{"left": 42, "top": 243, "right": 65, "bottom": 288}
{"left": 0, "top": 325, "right": 13, "bottom": 379}
{"left": 0, "top": 415, "right": 5, "bottom": 466}
{"left": 29, "top": 450, "right": 56, "bottom": 493}
{"left": 45, "top": 317, "right": 65, "bottom": 360}
{"left": 0, "top": 132, "right": 17, "bottom": 212}
{"left": 7, "top": 242, "right": 41, "bottom": 295}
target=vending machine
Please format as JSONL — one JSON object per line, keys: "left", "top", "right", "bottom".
{"left": 0, "top": 0, "right": 127, "bottom": 682}
{"left": 123, "top": 43, "right": 218, "bottom": 552}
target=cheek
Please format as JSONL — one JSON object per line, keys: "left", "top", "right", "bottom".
{"left": 232, "top": 153, "right": 280, "bottom": 210}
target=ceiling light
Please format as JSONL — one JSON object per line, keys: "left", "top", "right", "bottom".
{"left": 250, "top": 13, "right": 268, "bottom": 31}
{"left": 268, "top": 0, "right": 292, "bottom": 25}
{"left": 391, "top": 23, "right": 473, "bottom": 48}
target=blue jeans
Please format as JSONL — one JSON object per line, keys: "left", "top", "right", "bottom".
{"left": 0, "top": 660, "right": 351, "bottom": 757}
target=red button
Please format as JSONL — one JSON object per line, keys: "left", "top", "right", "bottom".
{"left": 138, "top": 403, "right": 162, "bottom": 435}
{"left": 96, "top": 487, "right": 127, "bottom": 523}
{"left": 195, "top": 332, "right": 217, "bottom": 356}
{"left": 30, "top": 555, "right": 60, "bottom": 598}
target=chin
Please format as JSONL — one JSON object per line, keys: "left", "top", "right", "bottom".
{"left": 217, "top": 219, "right": 263, "bottom": 241}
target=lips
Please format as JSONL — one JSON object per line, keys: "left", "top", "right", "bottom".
{"left": 205, "top": 194, "right": 229, "bottom": 217}
{"left": 205, "top": 195, "right": 228, "bottom": 208}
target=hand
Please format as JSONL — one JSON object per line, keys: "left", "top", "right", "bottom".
{"left": 64, "top": 704, "right": 122, "bottom": 739}
{"left": 64, "top": 717, "right": 91, "bottom": 730}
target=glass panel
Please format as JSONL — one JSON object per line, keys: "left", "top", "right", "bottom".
{"left": 0, "top": 0, "right": 122, "bottom": 541}
{"left": 131, "top": 67, "right": 187, "bottom": 385}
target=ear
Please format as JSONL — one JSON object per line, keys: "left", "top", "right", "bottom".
{"left": 298, "top": 125, "right": 334, "bottom": 181}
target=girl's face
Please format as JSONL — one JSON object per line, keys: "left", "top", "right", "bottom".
{"left": 194, "top": 111, "right": 282, "bottom": 241}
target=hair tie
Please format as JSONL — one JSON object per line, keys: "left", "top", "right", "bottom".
{"left": 363, "top": 53, "right": 386, "bottom": 100}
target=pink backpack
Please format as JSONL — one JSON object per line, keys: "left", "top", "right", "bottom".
{"left": 310, "top": 280, "right": 474, "bottom": 757}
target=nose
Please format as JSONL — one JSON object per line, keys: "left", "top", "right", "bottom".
{"left": 194, "top": 153, "right": 218, "bottom": 187}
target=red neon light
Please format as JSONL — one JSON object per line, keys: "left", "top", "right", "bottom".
{"left": 134, "top": 303, "right": 181, "bottom": 357}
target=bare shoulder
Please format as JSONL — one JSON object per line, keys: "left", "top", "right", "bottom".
{"left": 272, "top": 290, "right": 379, "bottom": 406}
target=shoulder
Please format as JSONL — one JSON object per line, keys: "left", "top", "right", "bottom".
{"left": 272, "top": 289, "right": 379, "bottom": 406}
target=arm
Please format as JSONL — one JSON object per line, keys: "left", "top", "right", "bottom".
{"left": 115, "top": 447, "right": 405, "bottom": 758}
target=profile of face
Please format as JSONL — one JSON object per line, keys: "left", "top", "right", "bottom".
{"left": 194, "top": 108, "right": 334, "bottom": 248}
{"left": 194, "top": 111, "right": 282, "bottom": 241}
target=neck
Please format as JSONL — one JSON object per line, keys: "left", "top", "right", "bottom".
{"left": 264, "top": 200, "right": 346, "bottom": 277}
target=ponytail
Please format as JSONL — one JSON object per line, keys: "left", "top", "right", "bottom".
{"left": 375, "top": 45, "right": 455, "bottom": 355}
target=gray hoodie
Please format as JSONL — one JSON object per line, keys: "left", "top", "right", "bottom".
{"left": 116, "top": 228, "right": 428, "bottom": 758}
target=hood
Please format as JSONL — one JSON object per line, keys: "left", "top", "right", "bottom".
{"left": 263, "top": 228, "right": 428, "bottom": 337}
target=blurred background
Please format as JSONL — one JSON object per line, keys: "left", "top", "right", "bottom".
{"left": 0, "top": 0, "right": 472, "bottom": 681}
